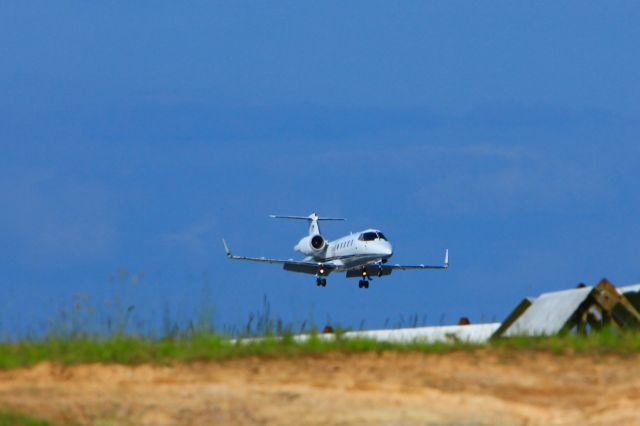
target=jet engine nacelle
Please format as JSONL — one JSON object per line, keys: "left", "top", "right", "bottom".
{"left": 294, "top": 234, "right": 326, "bottom": 255}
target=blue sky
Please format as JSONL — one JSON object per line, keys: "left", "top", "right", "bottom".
{"left": 1, "top": 2, "right": 639, "bottom": 336}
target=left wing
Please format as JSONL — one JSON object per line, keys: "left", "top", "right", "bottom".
{"left": 387, "top": 249, "right": 449, "bottom": 270}
{"left": 346, "top": 249, "right": 449, "bottom": 278}
{"left": 222, "top": 239, "right": 332, "bottom": 275}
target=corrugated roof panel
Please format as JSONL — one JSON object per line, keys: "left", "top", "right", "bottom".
{"left": 503, "top": 287, "right": 593, "bottom": 336}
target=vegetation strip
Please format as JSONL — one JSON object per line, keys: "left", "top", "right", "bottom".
{"left": 1, "top": 329, "right": 639, "bottom": 370}
{"left": 0, "top": 412, "right": 53, "bottom": 426}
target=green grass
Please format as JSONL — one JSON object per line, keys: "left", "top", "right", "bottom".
{"left": 492, "top": 328, "right": 640, "bottom": 355}
{"left": 0, "top": 332, "right": 475, "bottom": 370}
{"left": 1, "top": 329, "right": 639, "bottom": 370}
{"left": 0, "top": 412, "right": 53, "bottom": 426}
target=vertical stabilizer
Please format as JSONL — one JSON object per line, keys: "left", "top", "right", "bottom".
{"left": 308, "top": 213, "right": 321, "bottom": 236}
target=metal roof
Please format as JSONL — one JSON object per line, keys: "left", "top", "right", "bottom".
{"left": 235, "top": 323, "right": 501, "bottom": 345}
{"left": 619, "top": 283, "right": 640, "bottom": 294}
{"left": 502, "top": 286, "right": 593, "bottom": 337}
{"left": 341, "top": 323, "right": 501, "bottom": 344}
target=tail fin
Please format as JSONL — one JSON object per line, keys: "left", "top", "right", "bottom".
{"left": 269, "top": 212, "right": 346, "bottom": 236}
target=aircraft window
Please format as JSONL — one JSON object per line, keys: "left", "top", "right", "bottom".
{"left": 360, "top": 232, "right": 378, "bottom": 241}
{"left": 377, "top": 233, "right": 387, "bottom": 241}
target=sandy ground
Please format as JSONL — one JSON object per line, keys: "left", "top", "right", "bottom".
{"left": 1, "top": 351, "right": 640, "bottom": 426}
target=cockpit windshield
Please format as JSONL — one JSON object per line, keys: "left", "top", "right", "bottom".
{"left": 359, "top": 232, "right": 387, "bottom": 241}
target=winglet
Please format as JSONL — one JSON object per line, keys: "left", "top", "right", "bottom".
{"left": 444, "top": 249, "right": 449, "bottom": 268}
{"left": 222, "top": 239, "right": 232, "bottom": 257}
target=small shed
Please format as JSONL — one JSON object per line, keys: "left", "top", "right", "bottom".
{"left": 493, "top": 279, "right": 640, "bottom": 338}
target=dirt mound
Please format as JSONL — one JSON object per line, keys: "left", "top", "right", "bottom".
{"left": 1, "top": 351, "right": 639, "bottom": 425}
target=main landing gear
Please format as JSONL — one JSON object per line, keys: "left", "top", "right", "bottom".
{"left": 358, "top": 269, "right": 370, "bottom": 289}
{"left": 316, "top": 267, "right": 327, "bottom": 287}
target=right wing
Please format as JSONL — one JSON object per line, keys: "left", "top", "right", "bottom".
{"left": 222, "top": 239, "right": 331, "bottom": 275}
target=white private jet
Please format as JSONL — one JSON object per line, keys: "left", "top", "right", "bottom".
{"left": 222, "top": 213, "right": 448, "bottom": 289}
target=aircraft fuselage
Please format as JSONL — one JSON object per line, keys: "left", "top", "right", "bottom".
{"left": 302, "top": 229, "right": 393, "bottom": 272}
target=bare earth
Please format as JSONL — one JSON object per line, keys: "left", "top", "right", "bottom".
{"left": 1, "top": 351, "right": 640, "bottom": 426}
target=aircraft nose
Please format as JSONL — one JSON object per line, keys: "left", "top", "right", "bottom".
{"left": 382, "top": 242, "right": 393, "bottom": 257}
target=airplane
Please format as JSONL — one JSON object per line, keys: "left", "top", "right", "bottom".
{"left": 222, "top": 213, "right": 448, "bottom": 289}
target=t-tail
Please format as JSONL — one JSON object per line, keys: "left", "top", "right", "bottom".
{"left": 269, "top": 212, "right": 346, "bottom": 236}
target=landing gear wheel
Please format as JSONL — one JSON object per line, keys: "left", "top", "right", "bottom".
{"left": 364, "top": 281, "right": 369, "bottom": 289}
{"left": 317, "top": 277, "right": 327, "bottom": 287}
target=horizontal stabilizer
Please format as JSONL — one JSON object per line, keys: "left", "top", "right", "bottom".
{"left": 270, "top": 213, "right": 346, "bottom": 221}
{"left": 271, "top": 212, "right": 345, "bottom": 236}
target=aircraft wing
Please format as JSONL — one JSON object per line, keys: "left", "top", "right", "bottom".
{"left": 388, "top": 249, "right": 449, "bottom": 270}
{"left": 346, "top": 249, "right": 449, "bottom": 277}
{"left": 222, "top": 239, "right": 332, "bottom": 275}
{"left": 385, "top": 264, "right": 446, "bottom": 270}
